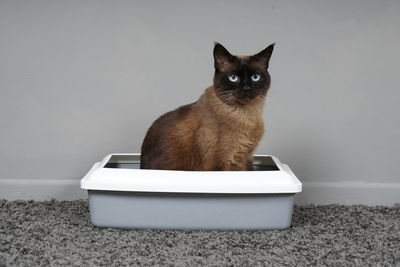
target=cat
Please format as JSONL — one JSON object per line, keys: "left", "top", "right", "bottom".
{"left": 140, "top": 42, "right": 274, "bottom": 171}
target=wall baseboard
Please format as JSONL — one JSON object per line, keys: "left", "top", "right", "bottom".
{"left": 0, "top": 179, "right": 399, "bottom": 205}
{"left": 0, "top": 179, "right": 87, "bottom": 201}
{"left": 296, "top": 181, "right": 400, "bottom": 205}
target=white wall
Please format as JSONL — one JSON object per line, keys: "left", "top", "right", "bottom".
{"left": 1, "top": 0, "right": 399, "bottom": 204}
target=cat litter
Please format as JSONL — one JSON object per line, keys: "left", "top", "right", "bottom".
{"left": 80, "top": 153, "right": 302, "bottom": 230}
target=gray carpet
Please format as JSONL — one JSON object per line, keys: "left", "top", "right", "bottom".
{"left": 0, "top": 200, "right": 399, "bottom": 266}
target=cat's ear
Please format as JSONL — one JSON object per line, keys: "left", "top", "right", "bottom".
{"left": 252, "top": 43, "right": 275, "bottom": 69}
{"left": 213, "top": 42, "right": 235, "bottom": 71}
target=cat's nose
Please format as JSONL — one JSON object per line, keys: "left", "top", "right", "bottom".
{"left": 243, "top": 85, "right": 251, "bottom": 90}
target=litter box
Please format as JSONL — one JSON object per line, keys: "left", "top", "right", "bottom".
{"left": 80, "top": 153, "right": 302, "bottom": 230}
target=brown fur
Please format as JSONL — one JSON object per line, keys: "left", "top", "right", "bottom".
{"left": 140, "top": 43, "right": 274, "bottom": 171}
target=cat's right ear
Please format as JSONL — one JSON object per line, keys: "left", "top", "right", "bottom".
{"left": 213, "top": 42, "right": 234, "bottom": 71}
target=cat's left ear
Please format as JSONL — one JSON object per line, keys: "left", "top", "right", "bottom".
{"left": 251, "top": 43, "right": 275, "bottom": 69}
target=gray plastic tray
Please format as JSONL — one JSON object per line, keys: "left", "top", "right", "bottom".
{"left": 88, "top": 190, "right": 295, "bottom": 230}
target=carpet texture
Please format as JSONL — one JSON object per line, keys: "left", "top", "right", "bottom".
{"left": 0, "top": 200, "right": 399, "bottom": 266}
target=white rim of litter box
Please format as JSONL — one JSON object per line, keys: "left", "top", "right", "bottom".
{"left": 80, "top": 154, "right": 302, "bottom": 194}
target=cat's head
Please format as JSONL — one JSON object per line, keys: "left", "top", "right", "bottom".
{"left": 213, "top": 43, "right": 274, "bottom": 105}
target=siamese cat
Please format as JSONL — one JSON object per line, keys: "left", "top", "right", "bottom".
{"left": 141, "top": 43, "right": 274, "bottom": 171}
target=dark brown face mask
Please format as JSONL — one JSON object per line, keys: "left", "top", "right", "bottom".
{"left": 213, "top": 43, "right": 274, "bottom": 103}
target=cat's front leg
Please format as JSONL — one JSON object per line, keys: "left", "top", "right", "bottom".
{"left": 233, "top": 159, "right": 253, "bottom": 171}
{"left": 216, "top": 160, "right": 239, "bottom": 171}
{"left": 218, "top": 154, "right": 253, "bottom": 171}
{"left": 225, "top": 161, "right": 251, "bottom": 171}
{"left": 246, "top": 156, "right": 254, "bottom": 171}
{"left": 231, "top": 153, "right": 254, "bottom": 171}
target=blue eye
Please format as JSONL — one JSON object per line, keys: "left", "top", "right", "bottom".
{"left": 251, "top": 74, "right": 261, "bottom": 81}
{"left": 228, "top": 75, "right": 239, "bottom": 82}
